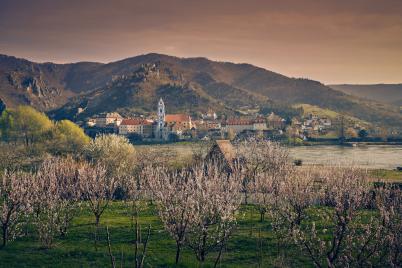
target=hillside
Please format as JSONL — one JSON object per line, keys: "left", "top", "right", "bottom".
{"left": 329, "top": 84, "right": 402, "bottom": 107}
{"left": 1, "top": 53, "right": 402, "bottom": 127}
{"left": 294, "top": 104, "right": 371, "bottom": 128}
{"left": 0, "top": 54, "right": 102, "bottom": 110}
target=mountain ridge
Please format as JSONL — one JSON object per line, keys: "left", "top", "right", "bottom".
{"left": 1, "top": 53, "right": 401, "bottom": 127}
{"left": 329, "top": 84, "right": 402, "bottom": 107}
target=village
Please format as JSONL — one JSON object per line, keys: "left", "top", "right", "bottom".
{"left": 82, "top": 98, "right": 342, "bottom": 143}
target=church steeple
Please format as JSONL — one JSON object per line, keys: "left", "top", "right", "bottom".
{"left": 157, "top": 98, "right": 165, "bottom": 138}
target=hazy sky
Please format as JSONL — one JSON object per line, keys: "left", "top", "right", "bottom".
{"left": 1, "top": 0, "right": 401, "bottom": 84}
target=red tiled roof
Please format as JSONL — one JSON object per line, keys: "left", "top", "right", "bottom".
{"left": 254, "top": 118, "right": 266, "bottom": 123}
{"left": 225, "top": 119, "right": 253, "bottom": 126}
{"left": 142, "top": 120, "right": 153, "bottom": 125}
{"left": 165, "top": 114, "right": 191, "bottom": 122}
{"left": 225, "top": 118, "right": 266, "bottom": 125}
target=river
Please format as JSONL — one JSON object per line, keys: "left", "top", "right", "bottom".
{"left": 139, "top": 143, "right": 402, "bottom": 170}
{"left": 289, "top": 145, "right": 402, "bottom": 170}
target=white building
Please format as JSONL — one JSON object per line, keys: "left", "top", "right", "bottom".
{"left": 119, "top": 118, "right": 153, "bottom": 137}
{"left": 252, "top": 118, "right": 268, "bottom": 131}
{"left": 119, "top": 119, "right": 144, "bottom": 135}
{"left": 95, "top": 112, "right": 123, "bottom": 127}
{"left": 155, "top": 98, "right": 193, "bottom": 140}
{"left": 156, "top": 98, "right": 165, "bottom": 139}
{"left": 224, "top": 118, "right": 267, "bottom": 134}
{"left": 224, "top": 119, "right": 252, "bottom": 133}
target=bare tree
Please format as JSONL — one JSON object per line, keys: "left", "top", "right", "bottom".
{"left": 31, "top": 168, "right": 60, "bottom": 249}
{"left": 251, "top": 155, "right": 293, "bottom": 222}
{"left": 106, "top": 222, "right": 150, "bottom": 268}
{"left": 374, "top": 185, "right": 402, "bottom": 267}
{"left": 123, "top": 173, "right": 152, "bottom": 268}
{"left": 130, "top": 148, "right": 163, "bottom": 202}
{"left": 237, "top": 138, "right": 289, "bottom": 205}
{"left": 32, "top": 156, "right": 81, "bottom": 248}
{"left": 122, "top": 174, "right": 143, "bottom": 228}
{"left": 79, "top": 162, "right": 116, "bottom": 250}
{"left": 133, "top": 222, "right": 151, "bottom": 268}
{"left": 276, "top": 166, "right": 372, "bottom": 268}
{"left": 0, "top": 170, "right": 32, "bottom": 247}
{"left": 146, "top": 165, "right": 195, "bottom": 264}
{"left": 272, "top": 167, "right": 320, "bottom": 231}
{"left": 185, "top": 162, "right": 243, "bottom": 265}
{"left": 48, "top": 156, "right": 81, "bottom": 236}
{"left": 341, "top": 214, "right": 386, "bottom": 267}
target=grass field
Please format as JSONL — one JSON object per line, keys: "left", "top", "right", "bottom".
{"left": 0, "top": 202, "right": 315, "bottom": 268}
{"left": 370, "top": 169, "right": 402, "bottom": 183}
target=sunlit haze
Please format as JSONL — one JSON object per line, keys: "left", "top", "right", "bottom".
{"left": 1, "top": 0, "right": 402, "bottom": 84}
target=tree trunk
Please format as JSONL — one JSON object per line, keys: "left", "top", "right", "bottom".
{"left": 106, "top": 226, "right": 116, "bottom": 268}
{"left": 139, "top": 225, "right": 151, "bottom": 268}
{"left": 214, "top": 242, "right": 225, "bottom": 268}
{"left": 244, "top": 191, "right": 249, "bottom": 205}
{"left": 134, "top": 216, "right": 139, "bottom": 268}
{"left": 94, "top": 214, "right": 100, "bottom": 251}
{"left": 175, "top": 241, "right": 182, "bottom": 264}
{"left": 1, "top": 225, "right": 7, "bottom": 248}
{"left": 200, "top": 231, "right": 207, "bottom": 263}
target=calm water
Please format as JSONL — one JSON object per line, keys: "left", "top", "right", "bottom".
{"left": 140, "top": 143, "right": 402, "bottom": 170}
{"left": 289, "top": 145, "right": 402, "bottom": 170}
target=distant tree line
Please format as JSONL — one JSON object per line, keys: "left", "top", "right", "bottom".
{"left": 0, "top": 106, "right": 90, "bottom": 169}
{"left": 260, "top": 103, "right": 303, "bottom": 122}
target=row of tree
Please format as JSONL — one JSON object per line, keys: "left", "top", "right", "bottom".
{"left": 0, "top": 105, "right": 90, "bottom": 156}
{"left": 0, "top": 135, "right": 401, "bottom": 267}
{"left": 0, "top": 133, "right": 137, "bottom": 248}
{"left": 0, "top": 133, "right": 242, "bottom": 267}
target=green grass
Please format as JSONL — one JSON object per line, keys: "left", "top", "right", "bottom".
{"left": 370, "top": 169, "right": 402, "bottom": 183}
{"left": 0, "top": 203, "right": 314, "bottom": 267}
{"left": 0, "top": 202, "right": 386, "bottom": 267}
{"left": 293, "top": 103, "right": 371, "bottom": 128}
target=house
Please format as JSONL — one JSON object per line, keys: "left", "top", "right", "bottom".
{"left": 309, "top": 113, "right": 319, "bottom": 120}
{"left": 223, "top": 118, "right": 267, "bottom": 134}
{"left": 142, "top": 120, "right": 154, "bottom": 138}
{"left": 267, "top": 112, "right": 285, "bottom": 129}
{"left": 253, "top": 118, "right": 268, "bottom": 131}
{"left": 205, "top": 140, "right": 236, "bottom": 172}
{"left": 95, "top": 112, "right": 123, "bottom": 127}
{"left": 119, "top": 118, "right": 154, "bottom": 137}
{"left": 201, "top": 109, "right": 218, "bottom": 120}
{"left": 194, "top": 119, "right": 221, "bottom": 130}
{"left": 164, "top": 113, "right": 193, "bottom": 139}
{"left": 119, "top": 118, "right": 144, "bottom": 135}
{"left": 154, "top": 98, "right": 193, "bottom": 140}
{"left": 86, "top": 118, "right": 96, "bottom": 127}
{"left": 223, "top": 119, "right": 254, "bottom": 133}
{"left": 320, "top": 117, "right": 332, "bottom": 127}
{"left": 165, "top": 114, "right": 193, "bottom": 130}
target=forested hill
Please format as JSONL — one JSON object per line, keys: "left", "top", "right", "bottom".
{"left": 1, "top": 53, "right": 401, "bottom": 127}
{"left": 329, "top": 84, "right": 402, "bottom": 107}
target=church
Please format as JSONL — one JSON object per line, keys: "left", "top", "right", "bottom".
{"left": 155, "top": 98, "right": 193, "bottom": 140}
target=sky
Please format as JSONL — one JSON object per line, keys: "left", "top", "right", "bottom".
{"left": 0, "top": 0, "right": 401, "bottom": 84}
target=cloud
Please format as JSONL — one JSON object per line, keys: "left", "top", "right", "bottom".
{"left": 0, "top": 0, "right": 401, "bottom": 83}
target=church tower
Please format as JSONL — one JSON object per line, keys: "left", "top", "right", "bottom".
{"left": 157, "top": 98, "right": 165, "bottom": 139}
